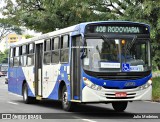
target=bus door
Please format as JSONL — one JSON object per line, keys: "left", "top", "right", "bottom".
{"left": 70, "top": 36, "right": 81, "bottom": 101}
{"left": 35, "top": 43, "right": 43, "bottom": 98}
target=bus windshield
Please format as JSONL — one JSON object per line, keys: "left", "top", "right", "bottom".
{"left": 82, "top": 38, "right": 151, "bottom": 72}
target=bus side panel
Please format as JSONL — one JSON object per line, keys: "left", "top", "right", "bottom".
{"left": 22, "top": 67, "right": 35, "bottom": 97}
{"left": 42, "top": 65, "right": 58, "bottom": 98}
{"left": 47, "top": 64, "right": 71, "bottom": 101}
{"left": 16, "top": 67, "right": 24, "bottom": 95}
{"left": 8, "top": 66, "right": 35, "bottom": 97}
{"left": 8, "top": 67, "right": 17, "bottom": 94}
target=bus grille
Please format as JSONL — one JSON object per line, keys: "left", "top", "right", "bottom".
{"left": 103, "top": 86, "right": 138, "bottom": 89}
{"left": 96, "top": 75, "right": 142, "bottom": 81}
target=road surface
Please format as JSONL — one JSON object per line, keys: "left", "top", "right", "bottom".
{"left": 0, "top": 77, "right": 159, "bottom": 122}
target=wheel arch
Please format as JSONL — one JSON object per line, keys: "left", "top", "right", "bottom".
{"left": 22, "top": 80, "right": 27, "bottom": 95}
{"left": 58, "top": 80, "right": 67, "bottom": 100}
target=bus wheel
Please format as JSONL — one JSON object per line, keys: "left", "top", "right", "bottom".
{"left": 112, "top": 102, "right": 128, "bottom": 112}
{"left": 23, "top": 83, "right": 35, "bottom": 104}
{"left": 62, "top": 86, "right": 74, "bottom": 111}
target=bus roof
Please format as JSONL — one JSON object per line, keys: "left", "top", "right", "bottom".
{"left": 10, "top": 21, "right": 150, "bottom": 47}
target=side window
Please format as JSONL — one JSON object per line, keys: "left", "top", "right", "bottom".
{"left": 27, "top": 55, "right": 34, "bottom": 66}
{"left": 20, "top": 45, "right": 28, "bottom": 67}
{"left": 9, "top": 48, "right": 13, "bottom": 67}
{"left": 21, "top": 55, "right": 27, "bottom": 67}
{"left": 19, "top": 46, "right": 22, "bottom": 56}
{"left": 29, "top": 43, "right": 34, "bottom": 54}
{"left": 27, "top": 44, "right": 34, "bottom": 66}
{"left": 44, "top": 39, "right": 51, "bottom": 64}
{"left": 15, "top": 47, "right": 19, "bottom": 56}
{"left": 13, "top": 47, "right": 19, "bottom": 67}
{"left": 22, "top": 45, "right": 27, "bottom": 54}
{"left": 60, "top": 35, "right": 69, "bottom": 63}
{"left": 10, "top": 48, "right": 13, "bottom": 58}
{"left": 52, "top": 37, "right": 60, "bottom": 64}
{"left": 61, "top": 35, "right": 69, "bottom": 48}
{"left": 13, "top": 48, "right": 16, "bottom": 57}
{"left": 19, "top": 46, "right": 22, "bottom": 66}
{"left": 44, "top": 39, "right": 51, "bottom": 51}
{"left": 52, "top": 37, "right": 59, "bottom": 50}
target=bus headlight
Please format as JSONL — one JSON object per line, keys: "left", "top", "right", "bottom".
{"left": 138, "top": 79, "right": 152, "bottom": 90}
{"left": 83, "top": 77, "right": 102, "bottom": 90}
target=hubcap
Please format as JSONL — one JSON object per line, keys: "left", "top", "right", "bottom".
{"left": 23, "top": 87, "right": 27, "bottom": 101}
{"left": 63, "top": 92, "right": 68, "bottom": 105}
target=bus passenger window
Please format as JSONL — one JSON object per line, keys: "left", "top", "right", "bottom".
{"left": 15, "top": 47, "right": 19, "bottom": 56}
{"left": 61, "top": 35, "right": 69, "bottom": 48}
{"left": 44, "top": 39, "right": 51, "bottom": 64}
{"left": 52, "top": 51, "right": 59, "bottom": 64}
{"left": 22, "top": 45, "right": 27, "bottom": 54}
{"left": 44, "top": 39, "right": 51, "bottom": 51}
{"left": 27, "top": 55, "right": 34, "bottom": 66}
{"left": 29, "top": 43, "right": 34, "bottom": 53}
{"left": 10, "top": 48, "right": 13, "bottom": 58}
{"left": 52, "top": 37, "right": 59, "bottom": 50}
{"left": 21, "top": 56, "right": 27, "bottom": 66}
{"left": 9, "top": 48, "right": 13, "bottom": 67}
{"left": 51, "top": 37, "right": 60, "bottom": 64}
{"left": 44, "top": 52, "right": 51, "bottom": 64}
{"left": 13, "top": 47, "right": 19, "bottom": 67}
{"left": 60, "top": 35, "right": 69, "bottom": 63}
{"left": 60, "top": 49, "right": 69, "bottom": 63}
{"left": 19, "top": 46, "right": 22, "bottom": 66}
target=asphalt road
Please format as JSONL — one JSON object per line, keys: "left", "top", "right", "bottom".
{"left": 0, "top": 77, "right": 160, "bottom": 122}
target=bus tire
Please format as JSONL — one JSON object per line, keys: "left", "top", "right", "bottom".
{"left": 23, "top": 83, "right": 35, "bottom": 104}
{"left": 62, "top": 86, "right": 74, "bottom": 111}
{"left": 112, "top": 102, "right": 128, "bottom": 112}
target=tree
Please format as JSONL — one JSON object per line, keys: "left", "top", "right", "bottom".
{"left": 0, "top": 49, "right": 8, "bottom": 63}
{"left": 0, "top": 18, "right": 22, "bottom": 42}
{"left": 1, "top": 0, "right": 105, "bottom": 33}
{"left": 2, "top": 0, "right": 160, "bottom": 69}
{"left": 25, "top": 34, "right": 34, "bottom": 39}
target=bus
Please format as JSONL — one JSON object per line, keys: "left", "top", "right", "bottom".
{"left": 8, "top": 21, "right": 152, "bottom": 112}
{"left": 0, "top": 63, "right": 8, "bottom": 77}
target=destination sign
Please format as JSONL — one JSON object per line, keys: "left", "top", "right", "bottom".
{"left": 85, "top": 24, "right": 149, "bottom": 34}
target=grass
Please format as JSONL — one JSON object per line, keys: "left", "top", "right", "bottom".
{"left": 152, "top": 76, "right": 160, "bottom": 101}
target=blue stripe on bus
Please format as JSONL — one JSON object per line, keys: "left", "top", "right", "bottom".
{"left": 82, "top": 70, "right": 151, "bottom": 89}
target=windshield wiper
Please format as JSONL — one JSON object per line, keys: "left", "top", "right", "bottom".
{"left": 125, "top": 36, "right": 137, "bottom": 55}
{"left": 101, "top": 35, "right": 111, "bottom": 44}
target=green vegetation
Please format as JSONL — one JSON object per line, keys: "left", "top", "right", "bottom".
{"left": 152, "top": 77, "right": 160, "bottom": 101}
{"left": 25, "top": 34, "right": 34, "bottom": 39}
{"left": 0, "top": 18, "right": 22, "bottom": 42}
{"left": 1, "top": 0, "right": 160, "bottom": 70}
{"left": 0, "top": 49, "right": 8, "bottom": 64}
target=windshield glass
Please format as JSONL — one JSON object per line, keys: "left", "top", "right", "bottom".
{"left": 82, "top": 38, "right": 150, "bottom": 72}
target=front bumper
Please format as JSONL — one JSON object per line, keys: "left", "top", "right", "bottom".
{"left": 82, "top": 85, "right": 152, "bottom": 102}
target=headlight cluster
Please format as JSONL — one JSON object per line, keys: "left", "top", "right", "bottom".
{"left": 83, "top": 77, "right": 102, "bottom": 90}
{"left": 138, "top": 79, "right": 152, "bottom": 90}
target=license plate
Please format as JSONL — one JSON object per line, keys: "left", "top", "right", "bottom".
{"left": 115, "top": 92, "right": 127, "bottom": 97}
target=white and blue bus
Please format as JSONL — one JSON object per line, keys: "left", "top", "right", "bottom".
{"left": 8, "top": 21, "right": 152, "bottom": 111}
